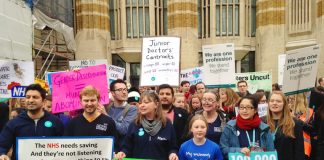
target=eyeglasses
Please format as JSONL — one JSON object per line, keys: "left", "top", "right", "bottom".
{"left": 239, "top": 106, "right": 254, "bottom": 110}
{"left": 202, "top": 99, "right": 216, "bottom": 104}
{"left": 113, "top": 88, "right": 127, "bottom": 92}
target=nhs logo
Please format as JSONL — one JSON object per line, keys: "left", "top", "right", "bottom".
{"left": 11, "top": 86, "right": 27, "bottom": 98}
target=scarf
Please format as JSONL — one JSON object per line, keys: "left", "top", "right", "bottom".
{"left": 236, "top": 114, "right": 261, "bottom": 130}
{"left": 141, "top": 119, "right": 162, "bottom": 136}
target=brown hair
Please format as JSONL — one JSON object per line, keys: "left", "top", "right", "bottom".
{"left": 189, "top": 94, "right": 202, "bottom": 114}
{"left": 135, "top": 91, "right": 167, "bottom": 127}
{"left": 79, "top": 85, "right": 100, "bottom": 100}
{"left": 220, "top": 88, "right": 240, "bottom": 107}
{"left": 267, "top": 91, "right": 295, "bottom": 138}
{"left": 188, "top": 114, "right": 208, "bottom": 132}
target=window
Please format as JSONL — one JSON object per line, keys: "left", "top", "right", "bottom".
{"left": 216, "top": 0, "right": 239, "bottom": 36}
{"left": 246, "top": 0, "right": 256, "bottom": 37}
{"left": 126, "top": 0, "right": 150, "bottom": 38}
{"left": 198, "top": 0, "right": 211, "bottom": 38}
{"left": 288, "top": 0, "right": 311, "bottom": 33}
{"left": 155, "top": 0, "right": 167, "bottom": 35}
{"left": 198, "top": 52, "right": 203, "bottom": 66}
{"left": 241, "top": 51, "right": 255, "bottom": 73}
{"left": 109, "top": 0, "right": 121, "bottom": 40}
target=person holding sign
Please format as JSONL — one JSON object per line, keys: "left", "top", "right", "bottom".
{"left": 266, "top": 91, "right": 304, "bottom": 160}
{"left": 115, "top": 91, "right": 178, "bottom": 160}
{"left": 179, "top": 114, "right": 223, "bottom": 160}
{"left": 220, "top": 95, "right": 274, "bottom": 159}
{"left": 0, "top": 84, "right": 64, "bottom": 160}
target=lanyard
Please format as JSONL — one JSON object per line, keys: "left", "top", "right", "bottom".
{"left": 271, "top": 127, "right": 278, "bottom": 141}
{"left": 246, "top": 129, "right": 255, "bottom": 147}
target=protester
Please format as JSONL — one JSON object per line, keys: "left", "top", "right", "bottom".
{"left": 318, "top": 77, "right": 324, "bottom": 88}
{"left": 253, "top": 92, "right": 267, "bottom": 104}
{"left": 43, "top": 94, "right": 70, "bottom": 127}
{"left": 179, "top": 114, "right": 223, "bottom": 160}
{"left": 220, "top": 95, "right": 274, "bottom": 159}
{"left": 266, "top": 91, "right": 304, "bottom": 160}
{"left": 179, "top": 80, "right": 190, "bottom": 93}
{"left": 0, "top": 102, "right": 9, "bottom": 132}
{"left": 107, "top": 79, "right": 137, "bottom": 150}
{"left": 188, "top": 94, "right": 202, "bottom": 115}
{"left": 272, "top": 83, "right": 281, "bottom": 91}
{"left": 115, "top": 91, "right": 178, "bottom": 160}
{"left": 127, "top": 88, "right": 141, "bottom": 107}
{"left": 236, "top": 80, "right": 251, "bottom": 97}
{"left": 173, "top": 93, "right": 189, "bottom": 112}
{"left": 195, "top": 82, "right": 206, "bottom": 98}
{"left": 158, "top": 84, "right": 188, "bottom": 146}
{"left": 220, "top": 88, "right": 240, "bottom": 119}
{"left": 10, "top": 108, "right": 25, "bottom": 119}
{"left": 0, "top": 84, "right": 64, "bottom": 160}
{"left": 314, "top": 104, "right": 324, "bottom": 160}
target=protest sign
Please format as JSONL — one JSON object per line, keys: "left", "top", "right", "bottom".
{"left": 50, "top": 64, "right": 109, "bottom": 113}
{"left": 69, "top": 59, "right": 107, "bottom": 70}
{"left": 229, "top": 151, "right": 277, "bottom": 160}
{"left": 180, "top": 67, "right": 203, "bottom": 85}
{"left": 202, "top": 43, "right": 235, "bottom": 88}
{"left": 0, "top": 60, "right": 34, "bottom": 98}
{"left": 258, "top": 103, "right": 268, "bottom": 117}
{"left": 234, "top": 71, "right": 272, "bottom": 93}
{"left": 278, "top": 54, "right": 286, "bottom": 86}
{"left": 17, "top": 137, "right": 114, "bottom": 160}
{"left": 282, "top": 45, "right": 320, "bottom": 95}
{"left": 140, "top": 37, "right": 180, "bottom": 86}
{"left": 107, "top": 65, "right": 125, "bottom": 84}
{"left": 11, "top": 86, "right": 27, "bottom": 98}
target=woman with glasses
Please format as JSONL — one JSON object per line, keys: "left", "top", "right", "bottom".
{"left": 195, "top": 91, "right": 228, "bottom": 144}
{"left": 115, "top": 91, "right": 178, "bottom": 160}
{"left": 266, "top": 91, "right": 304, "bottom": 160}
{"left": 220, "top": 95, "right": 274, "bottom": 159}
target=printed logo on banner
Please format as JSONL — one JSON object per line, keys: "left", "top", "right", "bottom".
{"left": 11, "top": 86, "right": 27, "bottom": 98}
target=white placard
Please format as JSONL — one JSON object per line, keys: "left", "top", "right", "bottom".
{"left": 140, "top": 37, "right": 180, "bottom": 86}
{"left": 180, "top": 67, "right": 203, "bottom": 85}
{"left": 17, "top": 137, "right": 114, "bottom": 160}
{"left": 278, "top": 54, "right": 286, "bottom": 86}
{"left": 0, "top": 60, "right": 34, "bottom": 98}
{"left": 282, "top": 45, "right": 320, "bottom": 95}
{"left": 258, "top": 103, "right": 268, "bottom": 117}
{"left": 202, "top": 43, "right": 235, "bottom": 88}
{"left": 107, "top": 65, "right": 125, "bottom": 81}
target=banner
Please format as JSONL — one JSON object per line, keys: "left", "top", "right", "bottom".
{"left": 278, "top": 54, "right": 286, "bottom": 86}
{"left": 202, "top": 43, "right": 235, "bottom": 88}
{"left": 234, "top": 71, "right": 272, "bottom": 93}
{"left": 140, "top": 37, "right": 180, "bottom": 86}
{"left": 0, "top": 60, "right": 34, "bottom": 98}
{"left": 282, "top": 45, "right": 320, "bottom": 95}
{"left": 17, "top": 137, "right": 114, "bottom": 160}
{"left": 180, "top": 67, "right": 203, "bottom": 85}
{"left": 50, "top": 65, "right": 109, "bottom": 113}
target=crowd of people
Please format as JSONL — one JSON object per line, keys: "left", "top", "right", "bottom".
{"left": 0, "top": 77, "right": 324, "bottom": 160}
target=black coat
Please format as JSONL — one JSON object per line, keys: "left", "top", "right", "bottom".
{"left": 274, "top": 119, "right": 304, "bottom": 160}
{"left": 171, "top": 106, "right": 188, "bottom": 147}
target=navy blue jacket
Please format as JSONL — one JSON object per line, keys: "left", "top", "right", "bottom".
{"left": 0, "top": 111, "right": 64, "bottom": 159}
{"left": 121, "top": 120, "right": 178, "bottom": 160}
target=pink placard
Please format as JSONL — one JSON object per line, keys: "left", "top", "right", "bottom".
{"left": 51, "top": 64, "right": 109, "bottom": 113}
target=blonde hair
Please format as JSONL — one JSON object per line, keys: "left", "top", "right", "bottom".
{"left": 79, "top": 85, "right": 100, "bottom": 100}
{"left": 188, "top": 114, "right": 208, "bottom": 132}
{"left": 267, "top": 91, "right": 295, "bottom": 138}
{"left": 173, "top": 93, "right": 189, "bottom": 112}
{"left": 292, "top": 93, "right": 308, "bottom": 115}
{"left": 135, "top": 91, "right": 167, "bottom": 127}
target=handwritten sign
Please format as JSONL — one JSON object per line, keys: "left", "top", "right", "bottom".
{"left": 140, "top": 37, "right": 180, "bottom": 86}
{"left": 282, "top": 45, "right": 320, "bottom": 95}
{"left": 234, "top": 71, "right": 272, "bottom": 93}
{"left": 202, "top": 43, "right": 235, "bottom": 88}
{"left": 180, "top": 67, "right": 203, "bottom": 85}
{"left": 0, "top": 60, "right": 34, "bottom": 98}
{"left": 107, "top": 65, "right": 125, "bottom": 84}
{"left": 50, "top": 64, "right": 109, "bottom": 113}
{"left": 17, "top": 137, "right": 114, "bottom": 160}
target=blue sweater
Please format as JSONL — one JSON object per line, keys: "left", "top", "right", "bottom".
{"left": 121, "top": 120, "right": 178, "bottom": 160}
{"left": 220, "top": 120, "right": 275, "bottom": 159}
{"left": 0, "top": 111, "right": 64, "bottom": 159}
{"left": 179, "top": 139, "right": 223, "bottom": 160}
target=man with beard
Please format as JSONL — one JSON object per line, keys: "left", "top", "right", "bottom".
{"left": 158, "top": 84, "right": 188, "bottom": 146}
{"left": 65, "top": 86, "right": 116, "bottom": 137}
{"left": 0, "top": 84, "right": 63, "bottom": 160}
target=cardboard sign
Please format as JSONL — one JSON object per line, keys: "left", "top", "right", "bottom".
{"left": 282, "top": 45, "right": 320, "bottom": 95}
{"left": 17, "top": 137, "right": 114, "bottom": 160}
{"left": 0, "top": 60, "right": 34, "bottom": 98}
{"left": 50, "top": 65, "right": 109, "bottom": 113}
{"left": 140, "top": 37, "right": 180, "bottom": 86}
{"left": 234, "top": 71, "right": 272, "bottom": 93}
{"left": 202, "top": 43, "right": 235, "bottom": 88}
{"left": 180, "top": 67, "right": 203, "bottom": 85}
